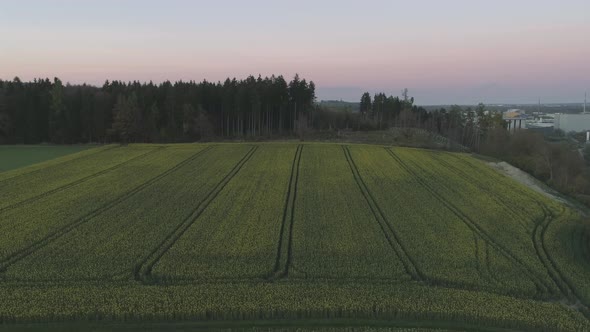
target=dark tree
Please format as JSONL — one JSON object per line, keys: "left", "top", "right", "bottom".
{"left": 0, "top": 74, "right": 317, "bottom": 144}
{"left": 360, "top": 92, "right": 372, "bottom": 120}
{"left": 49, "top": 78, "right": 66, "bottom": 143}
{"left": 111, "top": 93, "right": 141, "bottom": 145}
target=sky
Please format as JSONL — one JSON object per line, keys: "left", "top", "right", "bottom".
{"left": 1, "top": 0, "right": 589, "bottom": 105}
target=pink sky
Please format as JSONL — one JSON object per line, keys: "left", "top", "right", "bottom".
{"left": 1, "top": 0, "right": 589, "bottom": 104}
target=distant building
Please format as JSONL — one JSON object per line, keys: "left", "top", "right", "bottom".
{"left": 553, "top": 113, "right": 590, "bottom": 133}
{"left": 526, "top": 113, "right": 554, "bottom": 135}
{"left": 503, "top": 109, "right": 527, "bottom": 133}
{"left": 526, "top": 122, "right": 554, "bottom": 135}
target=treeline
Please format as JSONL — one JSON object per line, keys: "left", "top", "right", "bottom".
{"left": 0, "top": 74, "right": 505, "bottom": 146}
{"left": 0, "top": 75, "right": 316, "bottom": 144}
{"left": 356, "top": 91, "right": 506, "bottom": 150}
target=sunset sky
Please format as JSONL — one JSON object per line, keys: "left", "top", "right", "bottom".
{"left": 1, "top": 0, "right": 589, "bottom": 104}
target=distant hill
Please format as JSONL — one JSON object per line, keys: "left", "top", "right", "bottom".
{"left": 422, "top": 103, "right": 586, "bottom": 114}
{"left": 318, "top": 100, "right": 360, "bottom": 112}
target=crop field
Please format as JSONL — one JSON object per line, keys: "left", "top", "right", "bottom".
{"left": 0, "top": 143, "right": 589, "bottom": 330}
{"left": 0, "top": 145, "right": 93, "bottom": 172}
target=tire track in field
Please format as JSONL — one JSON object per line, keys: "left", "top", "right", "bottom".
{"left": 476, "top": 237, "right": 503, "bottom": 287}
{"left": 343, "top": 146, "right": 424, "bottom": 281}
{"left": 452, "top": 154, "right": 590, "bottom": 309}
{"left": 0, "top": 145, "right": 119, "bottom": 185}
{"left": 386, "top": 148, "right": 553, "bottom": 295}
{"left": 445, "top": 153, "right": 551, "bottom": 208}
{"left": 0, "top": 146, "right": 214, "bottom": 273}
{"left": 484, "top": 242, "right": 503, "bottom": 286}
{"left": 447, "top": 153, "right": 590, "bottom": 317}
{"left": 535, "top": 206, "right": 590, "bottom": 319}
{"left": 0, "top": 146, "right": 163, "bottom": 214}
{"left": 433, "top": 153, "right": 539, "bottom": 285}
{"left": 283, "top": 145, "right": 303, "bottom": 278}
{"left": 431, "top": 153, "right": 530, "bottom": 231}
{"left": 445, "top": 153, "right": 588, "bottom": 309}
{"left": 472, "top": 233, "right": 486, "bottom": 281}
{"left": 582, "top": 228, "right": 590, "bottom": 261}
{"left": 532, "top": 208, "right": 566, "bottom": 299}
{"left": 443, "top": 153, "right": 554, "bottom": 228}
{"left": 271, "top": 144, "right": 302, "bottom": 278}
{"left": 442, "top": 152, "right": 583, "bottom": 298}
{"left": 134, "top": 145, "right": 259, "bottom": 283}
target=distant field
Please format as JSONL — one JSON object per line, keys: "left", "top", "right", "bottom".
{"left": 0, "top": 145, "right": 93, "bottom": 172}
{"left": 0, "top": 143, "right": 588, "bottom": 330}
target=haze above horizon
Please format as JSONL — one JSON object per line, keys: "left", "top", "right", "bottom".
{"left": 1, "top": 0, "right": 589, "bottom": 105}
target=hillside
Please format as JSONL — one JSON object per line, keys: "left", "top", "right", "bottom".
{"left": 318, "top": 100, "right": 360, "bottom": 112}
{"left": 0, "top": 143, "right": 589, "bottom": 330}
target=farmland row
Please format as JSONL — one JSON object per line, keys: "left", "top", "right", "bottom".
{"left": 430, "top": 152, "right": 540, "bottom": 232}
{"left": 0, "top": 146, "right": 213, "bottom": 274}
{"left": 428, "top": 151, "right": 552, "bottom": 239}
{"left": 272, "top": 144, "right": 303, "bottom": 278}
{"left": 0, "top": 145, "right": 158, "bottom": 211}
{"left": 0, "top": 147, "right": 163, "bottom": 214}
{"left": 136, "top": 145, "right": 259, "bottom": 282}
{"left": 472, "top": 235, "right": 487, "bottom": 283}
{"left": 0, "top": 146, "right": 203, "bottom": 264}
{"left": 540, "top": 206, "right": 590, "bottom": 318}
{"left": 439, "top": 152, "right": 590, "bottom": 309}
{"left": 5, "top": 144, "right": 405, "bottom": 282}
{"left": 428, "top": 153, "right": 577, "bottom": 298}
{"left": 3, "top": 145, "right": 251, "bottom": 281}
{"left": 0, "top": 142, "right": 588, "bottom": 329}
{"left": 401, "top": 150, "right": 544, "bottom": 246}
{"left": 0, "top": 282, "right": 588, "bottom": 331}
{"left": 386, "top": 148, "right": 550, "bottom": 297}
{"left": 443, "top": 152, "right": 550, "bottom": 208}
{"left": 430, "top": 152, "right": 586, "bottom": 302}
{"left": 442, "top": 153, "right": 590, "bottom": 298}
{"left": 6, "top": 148, "right": 262, "bottom": 280}
{"left": 342, "top": 145, "right": 423, "bottom": 281}
{"left": 151, "top": 144, "right": 296, "bottom": 281}
{"left": 0, "top": 145, "right": 117, "bottom": 183}
{"left": 289, "top": 145, "right": 408, "bottom": 280}
{"left": 0, "top": 143, "right": 561, "bottom": 295}
{"left": 346, "top": 146, "right": 533, "bottom": 295}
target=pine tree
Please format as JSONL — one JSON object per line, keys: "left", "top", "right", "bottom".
{"left": 289, "top": 74, "right": 301, "bottom": 132}
{"left": 182, "top": 103, "right": 198, "bottom": 139}
{"left": 146, "top": 102, "right": 160, "bottom": 142}
{"left": 111, "top": 93, "right": 141, "bottom": 145}
{"left": 49, "top": 78, "right": 65, "bottom": 143}
{"left": 360, "top": 92, "right": 372, "bottom": 120}
{"left": 0, "top": 86, "right": 9, "bottom": 143}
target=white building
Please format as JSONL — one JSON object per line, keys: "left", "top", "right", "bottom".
{"left": 553, "top": 113, "right": 590, "bottom": 133}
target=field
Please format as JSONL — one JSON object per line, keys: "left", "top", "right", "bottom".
{"left": 0, "top": 142, "right": 589, "bottom": 331}
{"left": 0, "top": 145, "right": 93, "bottom": 172}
